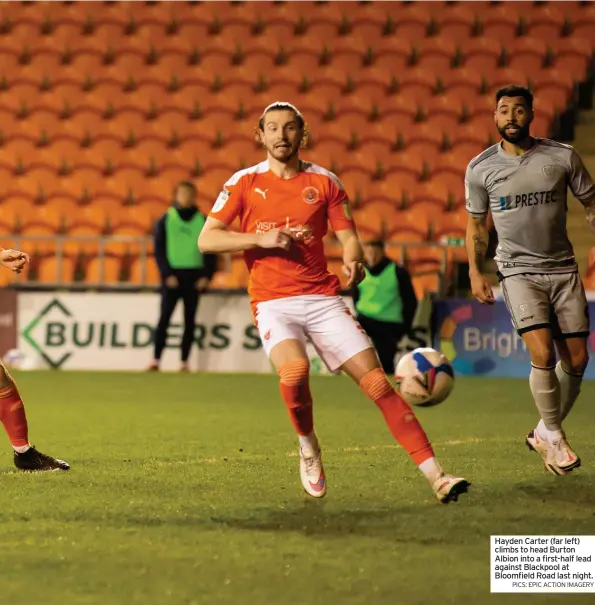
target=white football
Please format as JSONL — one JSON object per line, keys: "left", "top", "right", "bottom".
{"left": 395, "top": 347, "right": 455, "bottom": 407}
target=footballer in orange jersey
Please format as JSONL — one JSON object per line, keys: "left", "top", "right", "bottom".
{"left": 199, "top": 102, "right": 468, "bottom": 503}
{"left": 0, "top": 248, "right": 69, "bottom": 471}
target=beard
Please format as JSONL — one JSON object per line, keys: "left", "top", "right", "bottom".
{"left": 267, "top": 141, "right": 300, "bottom": 163}
{"left": 497, "top": 121, "right": 531, "bottom": 144}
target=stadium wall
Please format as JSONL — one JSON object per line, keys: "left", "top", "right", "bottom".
{"left": 10, "top": 292, "right": 433, "bottom": 373}
{"left": 8, "top": 292, "right": 595, "bottom": 379}
{"left": 433, "top": 299, "right": 595, "bottom": 379}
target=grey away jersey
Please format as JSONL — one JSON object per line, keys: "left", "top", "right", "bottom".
{"left": 465, "top": 138, "right": 595, "bottom": 277}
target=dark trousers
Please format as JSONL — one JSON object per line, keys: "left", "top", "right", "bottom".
{"left": 357, "top": 314, "right": 406, "bottom": 375}
{"left": 154, "top": 284, "right": 200, "bottom": 363}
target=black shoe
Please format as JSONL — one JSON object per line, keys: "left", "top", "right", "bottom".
{"left": 14, "top": 446, "right": 70, "bottom": 472}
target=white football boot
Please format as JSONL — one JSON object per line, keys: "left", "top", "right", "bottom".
{"left": 526, "top": 429, "right": 580, "bottom": 475}
{"left": 431, "top": 472, "right": 470, "bottom": 504}
{"left": 549, "top": 435, "right": 581, "bottom": 473}
{"left": 299, "top": 447, "right": 327, "bottom": 498}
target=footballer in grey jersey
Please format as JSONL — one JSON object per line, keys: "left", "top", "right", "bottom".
{"left": 466, "top": 138, "right": 595, "bottom": 278}
{"left": 465, "top": 85, "right": 593, "bottom": 475}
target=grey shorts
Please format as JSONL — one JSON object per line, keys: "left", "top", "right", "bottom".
{"left": 500, "top": 272, "right": 590, "bottom": 338}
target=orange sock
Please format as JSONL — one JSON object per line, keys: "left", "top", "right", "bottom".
{"left": 279, "top": 360, "right": 313, "bottom": 435}
{"left": 0, "top": 380, "right": 29, "bottom": 447}
{"left": 360, "top": 368, "right": 434, "bottom": 465}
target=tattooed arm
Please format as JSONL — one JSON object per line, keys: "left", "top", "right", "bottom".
{"left": 464, "top": 163, "right": 495, "bottom": 304}
{"left": 465, "top": 214, "right": 495, "bottom": 304}
{"left": 466, "top": 215, "right": 489, "bottom": 276}
{"left": 583, "top": 197, "right": 595, "bottom": 233}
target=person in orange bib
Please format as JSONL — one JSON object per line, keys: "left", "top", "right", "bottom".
{"left": 199, "top": 102, "right": 468, "bottom": 503}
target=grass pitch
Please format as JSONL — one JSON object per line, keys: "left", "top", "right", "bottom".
{"left": 1, "top": 371, "right": 594, "bottom": 605}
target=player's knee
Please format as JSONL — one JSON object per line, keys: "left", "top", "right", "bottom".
{"left": 529, "top": 346, "right": 556, "bottom": 369}
{"left": 568, "top": 349, "right": 589, "bottom": 375}
{"left": 278, "top": 359, "right": 310, "bottom": 387}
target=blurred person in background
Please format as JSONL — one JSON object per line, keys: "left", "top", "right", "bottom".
{"left": 353, "top": 240, "right": 418, "bottom": 375}
{"left": 148, "top": 181, "right": 217, "bottom": 372}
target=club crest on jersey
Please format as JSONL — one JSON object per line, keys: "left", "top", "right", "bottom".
{"left": 302, "top": 186, "right": 320, "bottom": 204}
{"left": 542, "top": 165, "right": 558, "bottom": 180}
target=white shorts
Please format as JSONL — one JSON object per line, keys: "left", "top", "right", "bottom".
{"left": 255, "top": 295, "right": 374, "bottom": 372}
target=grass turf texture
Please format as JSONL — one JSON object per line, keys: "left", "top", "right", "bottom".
{"left": 1, "top": 371, "right": 594, "bottom": 605}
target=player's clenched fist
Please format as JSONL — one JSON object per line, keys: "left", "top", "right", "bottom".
{"left": 257, "top": 228, "right": 293, "bottom": 251}
{"left": 0, "top": 249, "right": 29, "bottom": 273}
{"left": 470, "top": 273, "right": 495, "bottom": 305}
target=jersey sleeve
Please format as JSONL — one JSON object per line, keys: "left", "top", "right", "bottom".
{"left": 568, "top": 147, "right": 595, "bottom": 203}
{"left": 465, "top": 163, "right": 489, "bottom": 216}
{"left": 208, "top": 175, "right": 245, "bottom": 225}
{"left": 326, "top": 175, "right": 356, "bottom": 231}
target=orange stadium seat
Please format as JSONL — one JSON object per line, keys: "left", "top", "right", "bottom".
{"left": 571, "top": 3, "right": 595, "bottom": 40}
{"left": 34, "top": 255, "right": 76, "bottom": 284}
{"left": 0, "top": 138, "right": 39, "bottom": 169}
{"left": 388, "top": 214, "right": 428, "bottom": 243}
{"left": 16, "top": 109, "right": 64, "bottom": 141}
{"left": 530, "top": 68, "right": 577, "bottom": 113}
{"left": 411, "top": 274, "right": 441, "bottom": 297}
{"left": 85, "top": 255, "right": 123, "bottom": 285}
{"left": 57, "top": 50, "right": 104, "bottom": 84}
{"left": 61, "top": 114, "right": 108, "bottom": 143}
{"left": 398, "top": 67, "right": 439, "bottom": 105}
{"left": 462, "top": 37, "right": 503, "bottom": 74}
{"left": 129, "top": 253, "right": 161, "bottom": 287}
{"left": 425, "top": 92, "right": 465, "bottom": 121}
{"left": 482, "top": 4, "right": 523, "bottom": 40}
{"left": 0, "top": 197, "right": 35, "bottom": 230}
{"left": 392, "top": 3, "right": 433, "bottom": 43}
{"left": 41, "top": 21, "right": 86, "bottom": 54}
{"left": 0, "top": 22, "right": 37, "bottom": 51}
{"left": 506, "top": 37, "right": 548, "bottom": 75}
{"left": 526, "top": 3, "right": 566, "bottom": 39}
{"left": 372, "top": 36, "right": 414, "bottom": 74}
{"left": 550, "top": 37, "right": 594, "bottom": 82}
{"left": 486, "top": 67, "right": 530, "bottom": 93}
{"left": 0, "top": 0, "right": 586, "bottom": 288}
{"left": 405, "top": 245, "right": 444, "bottom": 274}
{"left": 434, "top": 210, "right": 467, "bottom": 240}
{"left": 441, "top": 67, "right": 484, "bottom": 97}
{"left": 438, "top": 3, "right": 477, "bottom": 41}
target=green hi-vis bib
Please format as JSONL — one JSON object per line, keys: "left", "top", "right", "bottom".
{"left": 356, "top": 262, "right": 403, "bottom": 323}
{"left": 165, "top": 207, "right": 205, "bottom": 269}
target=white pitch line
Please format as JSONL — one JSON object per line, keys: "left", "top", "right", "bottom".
{"left": 182, "top": 436, "right": 495, "bottom": 465}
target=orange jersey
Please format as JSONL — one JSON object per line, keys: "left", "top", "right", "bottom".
{"left": 209, "top": 160, "right": 355, "bottom": 309}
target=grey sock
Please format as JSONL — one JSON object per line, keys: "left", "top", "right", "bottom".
{"left": 529, "top": 364, "right": 561, "bottom": 432}
{"left": 556, "top": 360, "right": 583, "bottom": 422}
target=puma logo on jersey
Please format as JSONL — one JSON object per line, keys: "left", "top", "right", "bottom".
{"left": 255, "top": 188, "right": 268, "bottom": 200}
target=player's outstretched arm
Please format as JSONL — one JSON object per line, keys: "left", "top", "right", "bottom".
{"left": 198, "top": 217, "right": 292, "bottom": 253}
{"left": 335, "top": 228, "right": 365, "bottom": 287}
{"left": 0, "top": 249, "right": 29, "bottom": 273}
{"left": 465, "top": 215, "right": 495, "bottom": 305}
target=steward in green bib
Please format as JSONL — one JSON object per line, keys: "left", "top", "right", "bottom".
{"left": 352, "top": 240, "right": 418, "bottom": 374}
{"left": 150, "top": 181, "right": 217, "bottom": 372}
